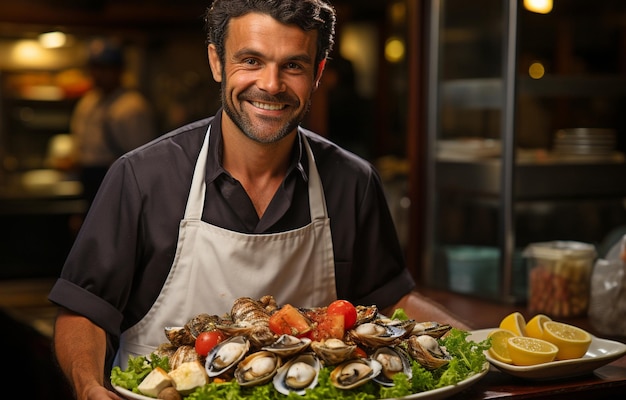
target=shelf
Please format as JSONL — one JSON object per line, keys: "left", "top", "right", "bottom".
{"left": 436, "top": 158, "right": 626, "bottom": 200}
{"left": 441, "top": 75, "right": 626, "bottom": 109}
{"left": 519, "top": 76, "right": 626, "bottom": 97}
{"left": 424, "top": 0, "right": 626, "bottom": 303}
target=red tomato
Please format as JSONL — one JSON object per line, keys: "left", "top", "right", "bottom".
{"left": 327, "top": 299, "right": 358, "bottom": 329}
{"left": 268, "top": 304, "right": 312, "bottom": 337}
{"left": 195, "top": 330, "right": 225, "bottom": 356}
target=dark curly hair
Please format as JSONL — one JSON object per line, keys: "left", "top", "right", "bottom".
{"left": 205, "top": 0, "right": 336, "bottom": 74}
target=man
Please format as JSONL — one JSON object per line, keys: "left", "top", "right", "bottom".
{"left": 70, "top": 38, "right": 157, "bottom": 204}
{"left": 49, "top": 1, "right": 470, "bottom": 399}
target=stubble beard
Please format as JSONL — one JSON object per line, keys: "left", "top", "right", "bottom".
{"left": 220, "top": 84, "right": 312, "bottom": 144}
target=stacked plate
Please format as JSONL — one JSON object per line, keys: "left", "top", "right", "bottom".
{"left": 553, "top": 128, "right": 616, "bottom": 156}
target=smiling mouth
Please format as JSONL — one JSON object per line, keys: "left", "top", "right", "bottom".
{"left": 251, "top": 101, "right": 287, "bottom": 111}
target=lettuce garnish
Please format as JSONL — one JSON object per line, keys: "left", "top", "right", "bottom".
{"left": 111, "top": 311, "right": 491, "bottom": 399}
{"left": 111, "top": 353, "right": 169, "bottom": 393}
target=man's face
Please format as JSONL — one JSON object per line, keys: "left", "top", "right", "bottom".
{"left": 208, "top": 13, "right": 322, "bottom": 144}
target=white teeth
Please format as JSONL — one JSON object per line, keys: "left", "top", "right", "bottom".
{"left": 251, "top": 101, "right": 285, "bottom": 111}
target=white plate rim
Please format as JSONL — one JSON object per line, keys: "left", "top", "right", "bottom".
{"left": 114, "top": 362, "right": 489, "bottom": 400}
{"left": 468, "top": 328, "right": 626, "bottom": 380}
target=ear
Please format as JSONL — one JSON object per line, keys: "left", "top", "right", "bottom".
{"left": 208, "top": 44, "right": 223, "bottom": 82}
{"left": 313, "top": 58, "right": 327, "bottom": 90}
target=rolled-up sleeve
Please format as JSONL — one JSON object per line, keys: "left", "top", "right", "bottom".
{"left": 48, "top": 156, "right": 144, "bottom": 335}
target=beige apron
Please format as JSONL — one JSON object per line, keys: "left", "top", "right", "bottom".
{"left": 114, "top": 126, "right": 337, "bottom": 368}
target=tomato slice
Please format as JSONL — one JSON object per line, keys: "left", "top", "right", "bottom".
{"left": 308, "top": 312, "right": 345, "bottom": 341}
{"left": 268, "top": 304, "right": 312, "bottom": 337}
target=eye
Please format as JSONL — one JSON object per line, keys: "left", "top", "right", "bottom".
{"left": 242, "top": 58, "right": 259, "bottom": 66}
{"left": 285, "top": 62, "right": 303, "bottom": 70}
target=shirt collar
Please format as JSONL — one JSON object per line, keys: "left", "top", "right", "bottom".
{"left": 204, "top": 110, "right": 309, "bottom": 185}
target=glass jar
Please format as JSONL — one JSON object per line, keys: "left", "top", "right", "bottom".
{"left": 524, "top": 241, "right": 596, "bottom": 318}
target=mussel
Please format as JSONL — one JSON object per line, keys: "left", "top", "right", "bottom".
{"left": 262, "top": 334, "right": 311, "bottom": 358}
{"left": 372, "top": 346, "right": 413, "bottom": 386}
{"left": 205, "top": 335, "right": 250, "bottom": 377}
{"left": 234, "top": 350, "right": 281, "bottom": 387}
{"left": 272, "top": 353, "right": 321, "bottom": 395}
{"left": 329, "top": 358, "right": 382, "bottom": 390}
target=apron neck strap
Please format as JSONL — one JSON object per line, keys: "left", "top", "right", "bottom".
{"left": 184, "top": 126, "right": 328, "bottom": 221}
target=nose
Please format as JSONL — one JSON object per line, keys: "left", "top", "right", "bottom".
{"left": 257, "top": 64, "right": 285, "bottom": 94}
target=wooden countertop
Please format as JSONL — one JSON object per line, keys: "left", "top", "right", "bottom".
{"left": 418, "top": 285, "right": 626, "bottom": 399}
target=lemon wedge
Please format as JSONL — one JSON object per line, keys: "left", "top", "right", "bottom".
{"left": 507, "top": 336, "right": 558, "bottom": 366}
{"left": 542, "top": 321, "right": 592, "bottom": 360}
{"left": 487, "top": 328, "right": 516, "bottom": 364}
{"left": 499, "top": 312, "right": 527, "bottom": 336}
{"left": 525, "top": 314, "right": 551, "bottom": 339}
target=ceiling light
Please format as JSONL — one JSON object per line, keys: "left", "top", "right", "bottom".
{"left": 39, "top": 31, "right": 67, "bottom": 48}
{"left": 524, "top": 0, "right": 553, "bottom": 14}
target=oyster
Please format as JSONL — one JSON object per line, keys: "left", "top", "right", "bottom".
{"left": 410, "top": 321, "right": 452, "bottom": 339}
{"left": 405, "top": 334, "right": 451, "bottom": 370}
{"left": 185, "top": 313, "right": 222, "bottom": 339}
{"left": 355, "top": 305, "right": 378, "bottom": 325}
{"left": 272, "top": 353, "right": 321, "bottom": 395}
{"left": 373, "top": 317, "right": 417, "bottom": 334}
{"left": 310, "top": 338, "right": 356, "bottom": 365}
{"left": 165, "top": 314, "right": 226, "bottom": 347}
{"left": 348, "top": 322, "right": 408, "bottom": 348}
{"left": 329, "top": 358, "right": 382, "bottom": 390}
{"left": 234, "top": 350, "right": 281, "bottom": 387}
{"left": 205, "top": 335, "right": 250, "bottom": 377}
{"left": 372, "top": 346, "right": 413, "bottom": 386}
{"left": 164, "top": 326, "right": 195, "bottom": 347}
{"left": 262, "top": 334, "right": 311, "bottom": 358}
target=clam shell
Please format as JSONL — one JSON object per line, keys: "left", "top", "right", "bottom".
{"left": 205, "top": 335, "right": 250, "bottom": 377}
{"left": 169, "top": 344, "right": 202, "bottom": 370}
{"left": 216, "top": 323, "right": 276, "bottom": 348}
{"left": 330, "top": 358, "right": 382, "bottom": 390}
{"left": 372, "top": 346, "right": 413, "bottom": 386}
{"left": 234, "top": 350, "right": 281, "bottom": 387}
{"left": 272, "top": 353, "right": 321, "bottom": 395}
{"left": 262, "top": 334, "right": 311, "bottom": 358}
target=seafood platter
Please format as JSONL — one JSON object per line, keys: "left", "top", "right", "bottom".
{"left": 112, "top": 296, "right": 489, "bottom": 399}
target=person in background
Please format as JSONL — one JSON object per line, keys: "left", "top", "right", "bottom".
{"left": 49, "top": 1, "right": 471, "bottom": 399}
{"left": 70, "top": 38, "right": 157, "bottom": 204}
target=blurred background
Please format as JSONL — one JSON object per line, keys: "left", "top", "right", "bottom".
{"left": 1, "top": 2, "right": 626, "bottom": 389}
